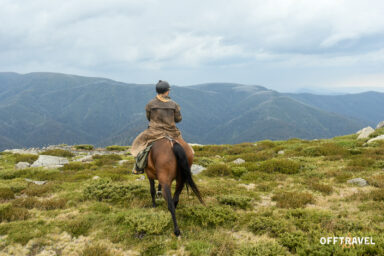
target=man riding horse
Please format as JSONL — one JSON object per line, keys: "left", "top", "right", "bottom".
{"left": 130, "top": 80, "right": 192, "bottom": 174}
{"left": 130, "top": 80, "right": 203, "bottom": 236}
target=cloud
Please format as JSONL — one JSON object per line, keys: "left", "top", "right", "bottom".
{"left": 0, "top": 0, "right": 383, "bottom": 91}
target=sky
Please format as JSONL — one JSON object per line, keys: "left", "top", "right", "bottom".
{"left": 1, "top": 0, "right": 384, "bottom": 93}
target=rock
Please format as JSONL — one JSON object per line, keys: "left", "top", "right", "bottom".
{"left": 367, "top": 135, "right": 384, "bottom": 144}
{"left": 215, "top": 155, "right": 222, "bottom": 158}
{"left": 347, "top": 178, "right": 368, "bottom": 187}
{"left": 191, "top": 164, "right": 206, "bottom": 175}
{"left": 15, "top": 162, "right": 30, "bottom": 170}
{"left": 25, "top": 178, "right": 47, "bottom": 185}
{"left": 238, "top": 183, "right": 255, "bottom": 190}
{"left": 136, "top": 175, "right": 145, "bottom": 181}
{"left": 3, "top": 148, "right": 40, "bottom": 155}
{"left": 31, "top": 155, "right": 69, "bottom": 168}
{"left": 189, "top": 143, "right": 203, "bottom": 147}
{"left": 376, "top": 121, "right": 384, "bottom": 129}
{"left": 74, "top": 155, "right": 93, "bottom": 162}
{"left": 357, "top": 126, "right": 374, "bottom": 139}
{"left": 118, "top": 160, "right": 129, "bottom": 165}
{"left": 92, "top": 176, "right": 100, "bottom": 180}
{"left": 277, "top": 150, "right": 285, "bottom": 155}
{"left": 233, "top": 158, "right": 245, "bottom": 164}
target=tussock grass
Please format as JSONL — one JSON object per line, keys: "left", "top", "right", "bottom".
{"left": 40, "top": 149, "right": 74, "bottom": 157}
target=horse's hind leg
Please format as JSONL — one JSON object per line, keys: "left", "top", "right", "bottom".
{"left": 173, "top": 180, "right": 184, "bottom": 209}
{"left": 148, "top": 178, "right": 156, "bottom": 208}
{"left": 162, "top": 183, "right": 180, "bottom": 237}
{"left": 156, "top": 183, "right": 162, "bottom": 198}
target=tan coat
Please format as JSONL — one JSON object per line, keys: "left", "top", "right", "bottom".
{"left": 130, "top": 95, "right": 183, "bottom": 157}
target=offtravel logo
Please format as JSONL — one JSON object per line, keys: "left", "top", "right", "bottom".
{"left": 320, "top": 234, "right": 375, "bottom": 248}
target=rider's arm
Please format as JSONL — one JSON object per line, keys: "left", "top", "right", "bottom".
{"left": 174, "top": 104, "right": 182, "bottom": 123}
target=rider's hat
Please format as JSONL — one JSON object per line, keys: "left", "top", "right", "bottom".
{"left": 156, "top": 80, "right": 170, "bottom": 94}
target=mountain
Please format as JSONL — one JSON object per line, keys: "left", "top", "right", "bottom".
{"left": 287, "top": 92, "right": 384, "bottom": 126}
{"left": 0, "top": 72, "right": 381, "bottom": 150}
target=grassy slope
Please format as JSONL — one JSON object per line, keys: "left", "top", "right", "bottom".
{"left": 0, "top": 132, "right": 384, "bottom": 255}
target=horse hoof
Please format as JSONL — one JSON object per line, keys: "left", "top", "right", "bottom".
{"left": 174, "top": 230, "right": 181, "bottom": 237}
{"left": 156, "top": 191, "right": 162, "bottom": 198}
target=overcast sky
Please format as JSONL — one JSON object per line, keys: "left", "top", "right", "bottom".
{"left": 1, "top": 0, "right": 384, "bottom": 93}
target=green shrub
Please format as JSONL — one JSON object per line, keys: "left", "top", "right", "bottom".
{"left": 12, "top": 197, "right": 39, "bottom": 209}
{"left": 83, "top": 179, "right": 146, "bottom": 202}
{"left": 303, "top": 143, "right": 348, "bottom": 157}
{"left": 367, "top": 175, "right": 384, "bottom": 188}
{"left": 272, "top": 191, "right": 315, "bottom": 208}
{"left": 231, "top": 167, "right": 247, "bottom": 178}
{"left": 63, "top": 216, "right": 93, "bottom": 237}
{"left": 14, "top": 154, "right": 38, "bottom": 164}
{"left": 61, "top": 162, "right": 92, "bottom": 171}
{"left": 74, "top": 144, "right": 94, "bottom": 150}
{"left": 106, "top": 145, "right": 128, "bottom": 151}
{"left": 258, "top": 159, "right": 301, "bottom": 174}
{"left": 179, "top": 205, "right": 236, "bottom": 227}
{"left": 11, "top": 197, "right": 67, "bottom": 210}
{"left": 0, "top": 187, "right": 15, "bottom": 200}
{"left": 93, "top": 154, "right": 122, "bottom": 166}
{"left": 0, "top": 204, "right": 29, "bottom": 222}
{"left": 308, "top": 182, "right": 333, "bottom": 195}
{"left": 235, "top": 241, "right": 289, "bottom": 256}
{"left": 194, "top": 157, "right": 215, "bottom": 167}
{"left": 217, "top": 195, "right": 252, "bottom": 209}
{"left": 254, "top": 140, "right": 275, "bottom": 151}
{"left": 248, "top": 216, "right": 289, "bottom": 237}
{"left": 82, "top": 243, "right": 112, "bottom": 256}
{"left": 22, "top": 183, "right": 55, "bottom": 197}
{"left": 370, "top": 189, "right": 384, "bottom": 201}
{"left": 348, "top": 157, "right": 375, "bottom": 168}
{"left": 203, "top": 163, "right": 231, "bottom": 177}
{"left": 41, "top": 149, "right": 74, "bottom": 157}
{"left": 186, "top": 240, "right": 213, "bottom": 256}
{"left": 125, "top": 209, "right": 171, "bottom": 235}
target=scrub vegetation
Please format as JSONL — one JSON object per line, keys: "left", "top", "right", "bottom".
{"left": 0, "top": 133, "right": 384, "bottom": 255}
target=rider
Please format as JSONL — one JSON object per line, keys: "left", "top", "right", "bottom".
{"left": 131, "top": 80, "right": 185, "bottom": 174}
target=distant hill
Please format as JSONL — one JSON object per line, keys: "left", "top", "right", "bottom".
{"left": 0, "top": 72, "right": 381, "bottom": 150}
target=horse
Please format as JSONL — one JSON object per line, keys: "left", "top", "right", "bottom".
{"left": 145, "top": 137, "right": 205, "bottom": 236}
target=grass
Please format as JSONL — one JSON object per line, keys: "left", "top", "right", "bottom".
{"left": 1, "top": 134, "right": 384, "bottom": 255}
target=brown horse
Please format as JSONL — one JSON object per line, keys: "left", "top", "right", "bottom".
{"left": 145, "top": 137, "right": 205, "bottom": 236}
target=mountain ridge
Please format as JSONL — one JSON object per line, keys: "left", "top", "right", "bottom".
{"left": 0, "top": 72, "right": 382, "bottom": 150}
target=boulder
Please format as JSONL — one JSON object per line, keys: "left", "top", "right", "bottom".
{"left": 31, "top": 155, "right": 69, "bottom": 168}
{"left": 191, "top": 164, "right": 206, "bottom": 175}
{"left": 25, "top": 178, "right": 47, "bottom": 185}
{"left": 367, "top": 135, "right": 384, "bottom": 144}
{"left": 15, "top": 162, "right": 30, "bottom": 170}
{"left": 376, "top": 121, "right": 384, "bottom": 129}
{"left": 347, "top": 178, "right": 368, "bottom": 187}
{"left": 118, "top": 160, "right": 129, "bottom": 165}
{"left": 74, "top": 155, "right": 93, "bottom": 162}
{"left": 278, "top": 150, "right": 285, "bottom": 155}
{"left": 92, "top": 176, "right": 100, "bottom": 180}
{"left": 233, "top": 158, "right": 245, "bottom": 164}
{"left": 357, "top": 126, "right": 374, "bottom": 139}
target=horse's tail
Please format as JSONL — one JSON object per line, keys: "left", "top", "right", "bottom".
{"left": 172, "top": 142, "right": 205, "bottom": 205}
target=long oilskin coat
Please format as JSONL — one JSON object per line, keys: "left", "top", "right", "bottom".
{"left": 130, "top": 95, "right": 183, "bottom": 157}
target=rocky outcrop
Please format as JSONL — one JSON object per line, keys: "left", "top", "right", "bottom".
{"left": 233, "top": 158, "right": 245, "bottom": 164}
{"left": 347, "top": 178, "right": 368, "bottom": 186}
{"left": 356, "top": 126, "right": 374, "bottom": 139}
{"left": 367, "top": 135, "right": 384, "bottom": 144}
{"left": 31, "top": 155, "right": 69, "bottom": 168}
{"left": 191, "top": 164, "right": 206, "bottom": 175}
{"left": 376, "top": 121, "right": 384, "bottom": 129}
{"left": 15, "top": 162, "right": 30, "bottom": 170}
